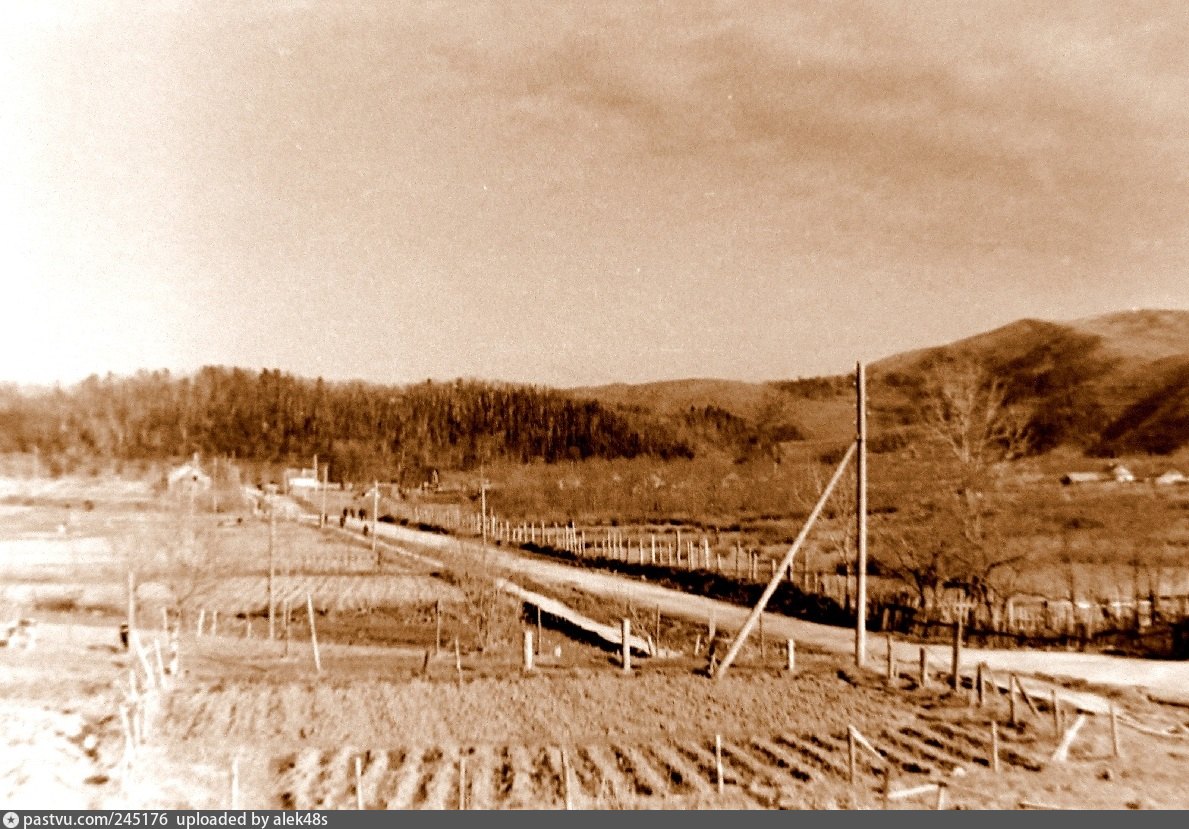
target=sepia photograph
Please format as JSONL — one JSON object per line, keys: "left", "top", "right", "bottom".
{"left": 2, "top": 0, "right": 1188, "bottom": 812}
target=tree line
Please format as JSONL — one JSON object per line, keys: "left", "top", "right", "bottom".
{"left": 0, "top": 367, "right": 696, "bottom": 482}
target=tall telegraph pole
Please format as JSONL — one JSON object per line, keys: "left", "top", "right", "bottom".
{"left": 372, "top": 480, "right": 379, "bottom": 564}
{"left": 855, "top": 361, "right": 869, "bottom": 666}
{"left": 320, "top": 464, "right": 328, "bottom": 528}
{"left": 480, "top": 481, "right": 489, "bottom": 545}
{"left": 268, "top": 498, "right": 276, "bottom": 640}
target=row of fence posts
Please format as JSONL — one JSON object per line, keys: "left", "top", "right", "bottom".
{"left": 875, "top": 628, "right": 1124, "bottom": 803}
{"left": 355, "top": 499, "right": 1189, "bottom": 634}
{"left": 117, "top": 616, "right": 181, "bottom": 802}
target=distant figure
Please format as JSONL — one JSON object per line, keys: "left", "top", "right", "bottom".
{"left": 339, "top": 511, "right": 347, "bottom": 528}
{"left": 359, "top": 508, "right": 367, "bottom": 522}
{"left": 119, "top": 622, "right": 129, "bottom": 650}
{"left": 362, "top": 524, "right": 369, "bottom": 537}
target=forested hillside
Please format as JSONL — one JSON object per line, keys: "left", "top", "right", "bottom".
{"left": 0, "top": 367, "right": 694, "bottom": 482}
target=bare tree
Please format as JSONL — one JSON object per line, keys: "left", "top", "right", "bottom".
{"left": 117, "top": 501, "right": 238, "bottom": 618}
{"left": 917, "top": 356, "right": 1031, "bottom": 474}
{"left": 912, "top": 356, "right": 1033, "bottom": 616}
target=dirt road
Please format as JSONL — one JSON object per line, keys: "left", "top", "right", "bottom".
{"left": 346, "top": 516, "right": 1189, "bottom": 708}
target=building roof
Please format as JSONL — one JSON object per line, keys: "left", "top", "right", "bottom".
{"left": 168, "top": 462, "right": 210, "bottom": 483}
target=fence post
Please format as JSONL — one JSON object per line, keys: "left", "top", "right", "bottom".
{"left": 432, "top": 599, "right": 441, "bottom": 655}
{"left": 230, "top": 755, "right": 240, "bottom": 810}
{"left": 1110, "top": 703, "right": 1121, "bottom": 758}
{"left": 950, "top": 614, "right": 963, "bottom": 690}
{"left": 561, "top": 748, "right": 574, "bottom": 810}
{"left": 977, "top": 662, "right": 986, "bottom": 707}
{"left": 715, "top": 734, "right": 724, "bottom": 795}
{"left": 885, "top": 634, "right": 894, "bottom": 682}
{"left": 655, "top": 606, "right": 662, "bottom": 655}
{"left": 523, "top": 630, "right": 534, "bottom": 672}
{"left": 847, "top": 727, "right": 857, "bottom": 784}
{"left": 786, "top": 639, "right": 796, "bottom": 673}
{"left": 451, "top": 637, "right": 461, "bottom": 687}
{"left": 918, "top": 647, "right": 928, "bottom": 688}
{"left": 458, "top": 752, "right": 466, "bottom": 810}
{"left": 621, "top": 618, "right": 631, "bottom": 673}
{"left": 306, "top": 593, "right": 321, "bottom": 674}
{"left": 355, "top": 755, "right": 364, "bottom": 809}
{"left": 991, "top": 721, "right": 1000, "bottom": 773}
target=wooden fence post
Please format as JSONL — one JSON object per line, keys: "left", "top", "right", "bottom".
{"left": 991, "top": 721, "right": 1000, "bottom": 773}
{"left": 283, "top": 598, "right": 291, "bottom": 658}
{"left": 458, "top": 753, "right": 466, "bottom": 810}
{"left": 977, "top": 662, "right": 986, "bottom": 707}
{"left": 786, "top": 639, "right": 795, "bottom": 673}
{"left": 454, "top": 637, "right": 462, "bottom": 687}
{"left": 523, "top": 630, "right": 534, "bottom": 672}
{"left": 918, "top": 647, "right": 928, "bottom": 688}
{"left": 1110, "top": 703, "right": 1121, "bottom": 758}
{"left": 230, "top": 755, "right": 240, "bottom": 810}
{"left": 885, "top": 634, "right": 894, "bottom": 682}
{"left": 435, "top": 600, "right": 442, "bottom": 655}
{"left": 306, "top": 593, "right": 321, "bottom": 674}
{"left": 561, "top": 748, "right": 574, "bottom": 810}
{"left": 621, "top": 619, "right": 631, "bottom": 674}
{"left": 715, "top": 734, "right": 724, "bottom": 795}
{"left": 847, "top": 727, "right": 857, "bottom": 784}
{"left": 355, "top": 755, "right": 364, "bottom": 809}
{"left": 950, "top": 615, "right": 963, "bottom": 690}
{"left": 1009, "top": 675, "right": 1018, "bottom": 724}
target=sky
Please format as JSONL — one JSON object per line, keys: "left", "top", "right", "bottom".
{"left": 2, "top": 0, "right": 1187, "bottom": 388}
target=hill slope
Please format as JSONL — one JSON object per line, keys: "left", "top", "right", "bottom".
{"left": 869, "top": 309, "right": 1189, "bottom": 454}
{"left": 577, "top": 309, "right": 1189, "bottom": 457}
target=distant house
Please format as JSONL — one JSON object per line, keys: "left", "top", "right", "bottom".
{"left": 1060, "top": 472, "right": 1103, "bottom": 485}
{"left": 167, "top": 461, "right": 211, "bottom": 493}
{"left": 1109, "top": 464, "right": 1136, "bottom": 483}
{"left": 284, "top": 467, "right": 320, "bottom": 492}
{"left": 1155, "top": 470, "right": 1187, "bottom": 486}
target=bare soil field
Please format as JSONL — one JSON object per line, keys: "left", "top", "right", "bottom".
{"left": 5, "top": 475, "right": 1189, "bottom": 810}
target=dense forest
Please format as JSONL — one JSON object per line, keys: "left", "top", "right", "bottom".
{"left": 0, "top": 368, "right": 696, "bottom": 483}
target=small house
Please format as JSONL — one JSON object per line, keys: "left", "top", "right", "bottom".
{"left": 284, "top": 467, "right": 320, "bottom": 492}
{"left": 1060, "top": 472, "right": 1102, "bottom": 486}
{"left": 1155, "top": 470, "right": 1187, "bottom": 486}
{"left": 167, "top": 461, "right": 211, "bottom": 493}
{"left": 1109, "top": 464, "right": 1135, "bottom": 483}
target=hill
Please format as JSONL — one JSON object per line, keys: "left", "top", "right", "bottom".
{"left": 868, "top": 309, "right": 1189, "bottom": 455}
{"left": 568, "top": 379, "right": 773, "bottom": 419}
{"left": 576, "top": 309, "right": 1189, "bottom": 458}
{"left": 2, "top": 310, "right": 1185, "bottom": 473}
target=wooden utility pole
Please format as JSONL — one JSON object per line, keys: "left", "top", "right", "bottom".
{"left": 715, "top": 441, "right": 858, "bottom": 680}
{"left": 856, "top": 361, "right": 869, "bottom": 667}
{"left": 320, "top": 464, "right": 328, "bottom": 528}
{"left": 371, "top": 480, "right": 379, "bottom": 563}
{"left": 480, "top": 481, "right": 489, "bottom": 545}
{"left": 268, "top": 502, "right": 276, "bottom": 640}
{"left": 126, "top": 569, "right": 136, "bottom": 640}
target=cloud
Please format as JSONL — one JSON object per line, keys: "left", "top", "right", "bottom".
{"left": 457, "top": 4, "right": 1189, "bottom": 262}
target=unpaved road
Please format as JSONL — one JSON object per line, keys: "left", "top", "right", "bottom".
{"left": 324, "top": 514, "right": 1189, "bottom": 710}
